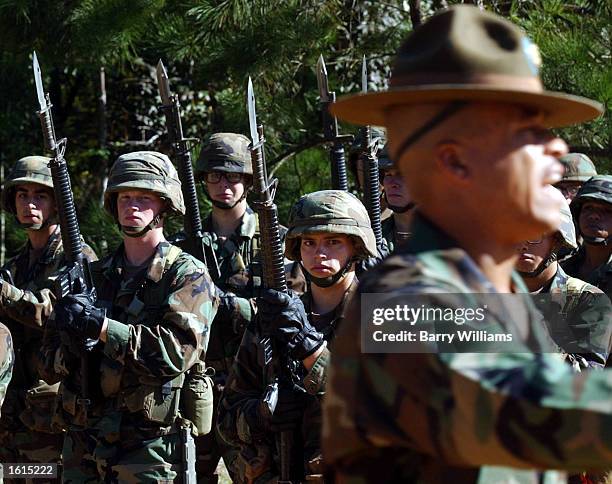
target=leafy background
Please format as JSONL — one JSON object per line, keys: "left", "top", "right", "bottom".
{"left": 0, "top": 0, "right": 609, "bottom": 262}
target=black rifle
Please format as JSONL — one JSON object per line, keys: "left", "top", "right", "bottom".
{"left": 360, "top": 57, "right": 383, "bottom": 247}
{"left": 156, "top": 60, "right": 220, "bottom": 281}
{"left": 33, "top": 52, "right": 95, "bottom": 417}
{"left": 247, "top": 78, "right": 292, "bottom": 484}
{"left": 316, "top": 55, "right": 353, "bottom": 191}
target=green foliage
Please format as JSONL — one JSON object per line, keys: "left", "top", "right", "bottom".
{"left": 0, "top": 0, "right": 609, "bottom": 259}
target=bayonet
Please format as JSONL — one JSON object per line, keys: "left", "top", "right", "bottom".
{"left": 247, "top": 77, "right": 260, "bottom": 146}
{"left": 316, "top": 54, "right": 352, "bottom": 191}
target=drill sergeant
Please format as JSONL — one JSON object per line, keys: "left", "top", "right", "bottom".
{"left": 562, "top": 175, "right": 612, "bottom": 300}
{"left": 0, "top": 156, "right": 97, "bottom": 473}
{"left": 40, "top": 152, "right": 218, "bottom": 482}
{"left": 322, "top": 6, "right": 612, "bottom": 482}
{"left": 516, "top": 199, "right": 612, "bottom": 368}
{"left": 218, "top": 190, "right": 376, "bottom": 483}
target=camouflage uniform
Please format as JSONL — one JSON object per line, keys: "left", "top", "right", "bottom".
{"left": 0, "top": 323, "right": 13, "bottom": 414}
{"left": 563, "top": 176, "right": 612, "bottom": 299}
{"left": 0, "top": 156, "right": 97, "bottom": 472}
{"left": 523, "top": 200, "right": 612, "bottom": 369}
{"left": 219, "top": 190, "right": 376, "bottom": 483}
{"left": 40, "top": 152, "right": 218, "bottom": 482}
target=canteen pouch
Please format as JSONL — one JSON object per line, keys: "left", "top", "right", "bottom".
{"left": 122, "top": 373, "right": 184, "bottom": 425}
{"left": 181, "top": 362, "right": 214, "bottom": 436}
{"left": 20, "top": 381, "right": 61, "bottom": 433}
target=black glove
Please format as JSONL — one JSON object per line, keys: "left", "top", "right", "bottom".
{"left": 357, "top": 238, "right": 391, "bottom": 275}
{"left": 257, "top": 289, "right": 323, "bottom": 361}
{"left": 54, "top": 293, "right": 105, "bottom": 341}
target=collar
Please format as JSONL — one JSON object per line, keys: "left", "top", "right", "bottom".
{"left": 20, "top": 226, "right": 63, "bottom": 266}
{"left": 545, "top": 265, "right": 569, "bottom": 293}
{"left": 104, "top": 241, "right": 176, "bottom": 283}
{"left": 203, "top": 205, "right": 258, "bottom": 242}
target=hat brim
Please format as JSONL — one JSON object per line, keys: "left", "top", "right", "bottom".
{"left": 331, "top": 85, "right": 604, "bottom": 128}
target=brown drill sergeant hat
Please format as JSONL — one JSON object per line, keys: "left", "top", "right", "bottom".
{"left": 331, "top": 5, "right": 603, "bottom": 128}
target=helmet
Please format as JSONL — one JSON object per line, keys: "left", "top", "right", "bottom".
{"left": 570, "top": 175, "right": 612, "bottom": 245}
{"left": 1, "top": 156, "right": 53, "bottom": 214}
{"left": 555, "top": 198, "right": 577, "bottom": 252}
{"left": 195, "top": 133, "right": 253, "bottom": 180}
{"left": 104, "top": 151, "right": 185, "bottom": 220}
{"left": 559, "top": 153, "right": 597, "bottom": 182}
{"left": 285, "top": 190, "right": 377, "bottom": 261}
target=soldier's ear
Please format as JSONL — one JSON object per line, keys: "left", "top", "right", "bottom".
{"left": 435, "top": 142, "right": 469, "bottom": 181}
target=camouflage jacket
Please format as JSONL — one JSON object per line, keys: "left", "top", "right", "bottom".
{"left": 0, "top": 227, "right": 96, "bottom": 430}
{"left": 534, "top": 265, "right": 612, "bottom": 368}
{"left": 40, "top": 241, "right": 218, "bottom": 433}
{"left": 217, "top": 280, "right": 357, "bottom": 482}
{"left": 562, "top": 247, "right": 612, "bottom": 300}
{"left": 0, "top": 323, "right": 13, "bottom": 416}
{"left": 323, "top": 213, "right": 612, "bottom": 483}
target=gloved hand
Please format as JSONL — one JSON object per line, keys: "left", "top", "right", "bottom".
{"left": 54, "top": 293, "right": 105, "bottom": 341}
{"left": 257, "top": 289, "right": 323, "bottom": 361}
{"left": 357, "top": 238, "right": 391, "bottom": 275}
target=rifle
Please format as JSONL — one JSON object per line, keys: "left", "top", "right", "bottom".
{"left": 360, "top": 56, "right": 383, "bottom": 247}
{"left": 179, "top": 423, "right": 197, "bottom": 484}
{"left": 316, "top": 55, "right": 353, "bottom": 191}
{"left": 33, "top": 52, "right": 95, "bottom": 417}
{"left": 156, "top": 60, "right": 220, "bottom": 281}
{"left": 247, "top": 77, "right": 292, "bottom": 484}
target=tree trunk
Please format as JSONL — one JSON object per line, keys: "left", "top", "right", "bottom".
{"left": 409, "top": 0, "right": 422, "bottom": 28}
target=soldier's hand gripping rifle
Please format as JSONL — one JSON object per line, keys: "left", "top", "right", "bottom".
{"left": 247, "top": 78, "right": 293, "bottom": 484}
{"left": 33, "top": 51, "right": 96, "bottom": 413}
{"left": 156, "top": 60, "right": 220, "bottom": 281}
{"left": 360, "top": 56, "right": 383, "bottom": 248}
{"left": 317, "top": 55, "right": 353, "bottom": 191}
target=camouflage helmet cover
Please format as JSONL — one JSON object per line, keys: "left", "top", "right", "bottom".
{"left": 555, "top": 198, "right": 577, "bottom": 251}
{"left": 559, "top": 153, "right": 597, "bottom": 182}
{"left": 570, "top": 175, "right": 612, "bottom": 221}
{"left": 377, "top": 143, "right": 393, "bottom": 172}
{"left": 1, "top": 156, "right": 53, "bottom": 214}
{"left": 285, "top": 190, "right": 377, "bottom": 261}
{"left": 195, "top": 133, "right": 253, "bottom": 179}
{"left": 104, "top": 151, "right": 185, "bottom": 218}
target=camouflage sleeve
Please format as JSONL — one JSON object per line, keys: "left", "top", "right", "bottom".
{"left": 0, "top": 323, "right": 13, "bottom": 413}
{"left": 217, "top": 320, "right": 267, "bottom": 448}
{"left": 0, "top": 243, "right": 98, "bottom": 331}
{"left": 0, "top": 280, "right": 56, "bottom": 330}
{"left": 303, "top": 344, "right": 330, "bottom": 395}
{"left": 103, "top": 255, "right": 219, "bottom": 379}
{"left": 324, "top": 293, "right": 612, "bottom": 472}
{"left": 215, "top": 291, "right": 256, "bottom": 337}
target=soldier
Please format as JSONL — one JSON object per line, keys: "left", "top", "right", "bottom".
{"left": 0, "top": 324, "right": 13, "bottom": 416}
{"left": 322, "top": 5, "right": 612, "bottom": 482}
{"left": 562, "top": 175, "right": 612, "bottom": 299}
{"left": 40, "top": 151, "right": 218, "bottom": 482}
{"left": 0, "top": 156, "right": 97, "bottom": 473}
{"left": 218, "top": 190, "right": 376, "bottom": 483}
{"left": 379, "top": 145, "right": 415, "bottom": 251}
{"left": 516, "top": 199, "right": 612, "bottom": 368}
{"left": 555, "top": 153, "right": 597, "bottom": 203}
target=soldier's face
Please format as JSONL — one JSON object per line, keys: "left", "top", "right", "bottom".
{"left": 554, "top": 181, "right": 583, "bottom": 203}
{"left": 579, "top": 201, "right": 612, "bottom": 241}
{"left": 204, "top": 171, "right": 246, "bottom": 206}
{"left": 14, "top": 183, "right": 56, "bottom": 226}
{"left": 117, "top": 190, "right": 165, "bottom": 228}
{"left": 300, "top": 233, "right": 354, "bottom": 278}
{"left": 515, "top": 234, "right": 555, "bottom": 273}
{"left": 382, "top": 169, "right": 412, "bottom": 208}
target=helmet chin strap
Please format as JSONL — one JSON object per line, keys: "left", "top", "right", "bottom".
{"left": 121, "top": 211, "right": 164, "bottom": 238}
{"left": 518, "top": 252, "right": 558, "bottom": 278}
{"left": 581, "top": 234, "right": 611, "bottom": 246}
{"left": 300, "top": 258, "right": 356, "bottom": 288}
{"left": 385, "top": 195, "right": 416, "bottom": 214}
{"left": 17, "top": 212, "right": 58, "bottom": 231}
{"left": 203, "top": 183, "right": 248, "bottom": 210}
